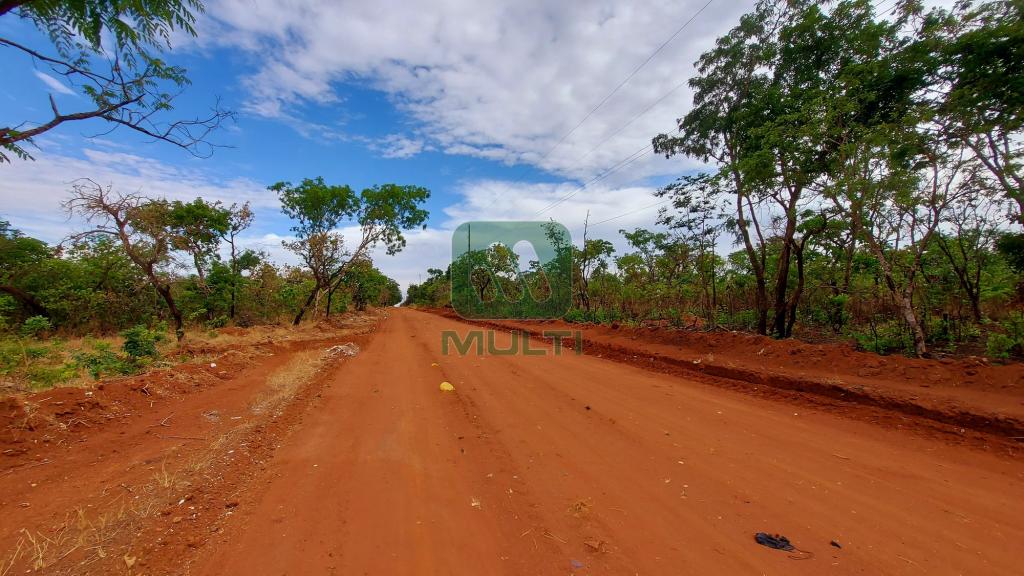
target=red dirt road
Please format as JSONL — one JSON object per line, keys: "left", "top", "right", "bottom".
{"left": 194, "top": 309, "right": 1024, "bottom": 575}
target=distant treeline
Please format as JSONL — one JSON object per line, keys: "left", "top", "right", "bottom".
{"left": 1, "top": 177, "right": 429, "bottom": 338}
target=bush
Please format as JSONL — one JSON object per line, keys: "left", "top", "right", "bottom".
{"left": 987, "top": 332, "right": 1016, "bottom": 360}
{"left": 75, "top": 343, "right": 139, "bottom": 379}
{"left": 20, "top": 315, "right": 52, "bottom": 337}
{"left": 986, "top": 312, "right": 1024, "bottom": 360}
{"left": 206, "top": 315, "right": 229, "bottom": 329}
{"left": 26, "top": 363, "right": 78, "bottom": 389}
{"left": 121, "top": 325, "right": 164, "bottom": 358}
{"left": 850, "top": 320, "right": 913, "bottom": 356}
{"left": 563, "top": 309, "right": 587, "bottom": 323}
{"left": 0, "top": 339, "right": 22, "bottom": 375}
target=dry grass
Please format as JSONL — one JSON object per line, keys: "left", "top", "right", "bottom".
{"left": 0, "top": 316, "right": 372, "bottom": 574}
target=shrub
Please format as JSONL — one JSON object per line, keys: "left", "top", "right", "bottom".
{"left": 987, "top": 332, "right": 1016, "bottom": 360}
{"left": 75, "top": 344, "right": 139, "bottom": 380}
{"left": 121, "top": 325, "right": 164, "bottom": 358}
{"left": 986, "top": 312, "right": 1024, "bottom": 360}
{"left": 850, "top": 320, "right": 912, "bottom": 356}
{"left": 563, "top": 309, "right": 586, "bottom": 323}
{"left": 0, "top": 339, "right": 22, "bottom": 374}
{"left": 20, "top": 315, "right": 52, "bottom": 338}
{"left": 206, "top": 315, "right": 229, "bottom": 329}
{"left": 26, "top": 363, "right": 78, "bottom": 389}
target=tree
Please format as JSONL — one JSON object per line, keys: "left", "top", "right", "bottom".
{"left": 167, "top": 198, "right": 230, "bottom": 287}
{"left": 656, "top": 0, "right": 925, "bottom": 338}
{"left": 225, "top": 203, "right": 254, "bottom": 319}
{"left": 341, "top": 259, "right": 401, "bottom": 310}
{"left": 575, "top": 214, "right": 614, "bottom": 311}
{"left": 273, "top": 178, "right": 430, "bottom": 324}
{"left": 0, "top": 0, "right": 232, "bottom": 162}
{"left": 935, "top": 188, "right": 1008, "bottom": 322}
{"left": 63, "top": 179, "right": 186, "bottom": 339}
{"left": 926, "top": 0, "right": 1024, "bottom": 222}
{"left": 273, "top": 177, "right": 358, "bottom": 323}
{"left": 0, "top": 221, "right": 51, "bottom": 317}
{"left": 653, "top": 0, "right": 779, "bottom": 334}
{"left": 656, "top": 174, "right": 725, "bottom": 326}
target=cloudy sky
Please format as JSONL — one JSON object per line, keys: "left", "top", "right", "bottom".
{"left": 3, "top": 0, "right": 800, "bottom": 291}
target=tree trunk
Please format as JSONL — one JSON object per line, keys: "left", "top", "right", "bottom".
{"left": 229, "top": 237, "right": 238, "bottom": 319}
{"left": 899, "top": 288, "right": 928, "bottom": 358}
{"left": 293, "top": 284, "right": 320, "bottom": 325}
{"left": 155, "top": 284, "right": 184, "bottom": 341}
{"left": 868, "top": 238, "right": 929, "bottom": 357}
{"left": 0, "top": 284, "right": 48, "bottom": 317}
{"left": 784, "top": 240, "right": 806, "bottom": 338}
{"left": 770, "top": 238, "right": 794, "bottom": 338}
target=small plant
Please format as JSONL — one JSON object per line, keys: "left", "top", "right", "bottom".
{"left": 986, "top": 332, "right": 1016, "bottom": 360}
{"left": 121, "top": 325, "right": 164, "bottom": 358}
{"left": 986, "top": 312, "right": 1024, "bottom": 360}
{"left": 850, "top": 319, "right": 912, "bottom": 356}
{"left": 206, "top": 315, "right": 229, "bottom": 329}
{"left": 26, "top": 363, "right": 79, "bottom": 389}
{"left": 74, "top": 343, "right": 139, "bottom": 380}
{"left": 563, "top": 309, "right": 586, "bottom": 323}
{"left": 20, "top": 316, "right": 52, "bottom": 338}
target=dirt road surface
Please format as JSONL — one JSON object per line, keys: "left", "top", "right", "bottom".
{"left": 192, "top": 309, "right": 1024, "bottom": 575}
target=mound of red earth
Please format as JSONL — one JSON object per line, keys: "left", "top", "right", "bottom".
{"left": 428, "top": 309, "right": 1024, "bottom": 441}
{"left": 0, "top": 313, "right": 383, "bottom": 575}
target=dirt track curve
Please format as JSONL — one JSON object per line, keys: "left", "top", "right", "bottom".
{"left": 191, "top": 308, "right": 1023, "bottom": 575}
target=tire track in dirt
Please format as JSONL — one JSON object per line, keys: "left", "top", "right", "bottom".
{"left": 191, "top": 309, "right": 1024, "bottom": 575}
{"left": 193, "top": 309, "right": 567, "bottom": 575}
{"left": 0, "top": 315, "right": 382, "bottom": 575}
{"left": 454, "top": 313, "right": 1024, "bottom": 442}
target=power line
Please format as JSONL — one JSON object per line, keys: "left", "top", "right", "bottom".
{"left": 537, "top": 0, "right": 717, "bottom": 163}
{"left": 576, "top": 77, "right": 688, "bottom": 163}
{"left": 533, "top": 142, "right": 655, "bottom": 216}
{"left": 587, "top": 198, "right": 673, "bottom": 228}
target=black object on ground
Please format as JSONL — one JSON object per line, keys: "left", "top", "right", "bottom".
{"left": 754, "top": 532, "right": 816, "bottom": 560}
{"left": 755, "top": 532, "right": 795, "bottom": 551}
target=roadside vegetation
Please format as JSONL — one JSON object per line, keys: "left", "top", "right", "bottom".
{"left": 0, "top": 191, "right": 411, "bottom": 391}
{"left": 406, "top": 0, "right": 1024, "bottom": 360}
{"left": 1, "top": 177, "right": 423, "bottom": 391}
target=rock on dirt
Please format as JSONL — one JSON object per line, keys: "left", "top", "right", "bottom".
{"left": 326, "top": 343, "right": 360, "bottom": 358}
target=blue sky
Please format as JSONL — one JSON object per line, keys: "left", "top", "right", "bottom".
{"left": 3, "top": 0, "right": 766, "bottom": 290}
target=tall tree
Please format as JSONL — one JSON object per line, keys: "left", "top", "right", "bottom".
{"left": 63, "top": 180, "right": 186, "bottom": 339}
{"left": 225, "top": 202, "right": 254, "bottom": 319}
{"left": 273, "top": 179, "right": 430, "bottom": 324}
{"left": 926, "top": 0, "right": 1024, "bottom": 222}
{"left": 273, "top": 177, "right": 358, "bottom": 324}
{"left": 167, "top": 198, "right": 230, "bottom": 287}
{"left": 320, "top": 184, "right": 430, "bottom": 318}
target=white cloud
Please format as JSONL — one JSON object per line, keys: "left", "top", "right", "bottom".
{"left": 376, "top": 134, "right": 426, "bottom": 159}
{"left": 197, "top": 0, "right": 746, "bottom": 177}
{"left": 231, "top": 177, "right": 671, "bottom": 296}
{"left": 0, "top": 146, "right": 672, "bottom": 297}
{"left": 33, "top": 71, "right": 76, "bottom": 96}
{"left": 370, "top": 177, "right": 670, "bottom": 294}
{"left": 1, "top": 148, "right": 276, "bottom": 242}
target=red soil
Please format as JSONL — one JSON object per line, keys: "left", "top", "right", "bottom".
{"left": 441, "top": 311, "right": 1024, "bottom": 440}
{"left": 1, "top": 308, "right": 1021, "bottom": 575}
